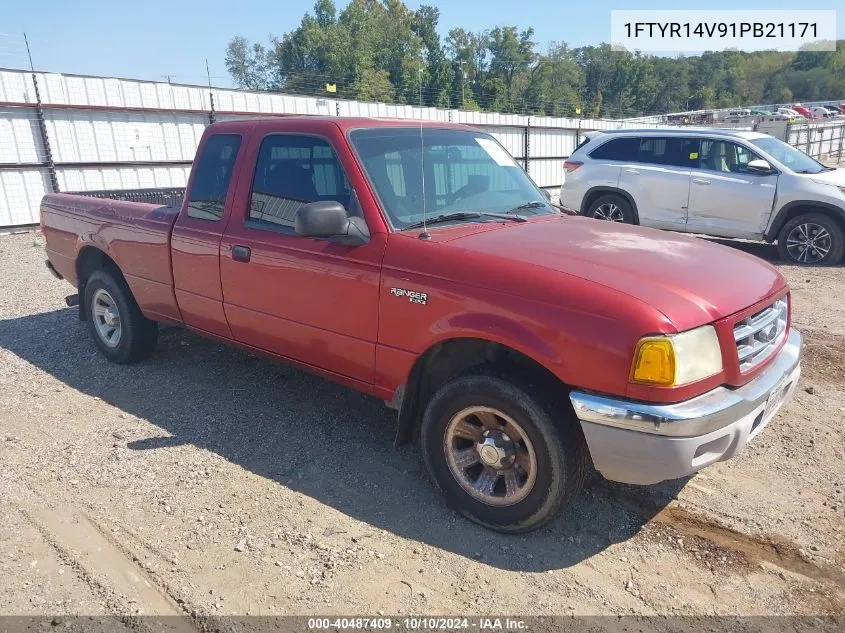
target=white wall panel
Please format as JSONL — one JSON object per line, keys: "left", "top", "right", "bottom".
{"left": 530, "top": 128, "right": 576, "bottom": 158}
{"left": 43, "top": 110, "right": 206, "bottom": 163}
{"left": 0, "top": 108, "right": 44, "bottom": 163}
{"left": 0, "top": 70, "right": 35, "bottom": 103}
{"left": 57, "top": 166, "right": 190, "bottom": 192}
{"left": 528, "top": 158, "right": 565, "bottom": 188}
{"left": 0, "top": 169, "right": 50, "bottom": 226}
{"left": 485, "top": 127, "right": 524, "bottom": 157}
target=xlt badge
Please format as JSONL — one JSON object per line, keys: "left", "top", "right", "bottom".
{"left": 390, "top": 287, "right": 428, "bottom": 305}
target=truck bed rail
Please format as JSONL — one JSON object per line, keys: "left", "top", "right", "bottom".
{"left": 71, "top": 188, "right": 185, "bottom": 208}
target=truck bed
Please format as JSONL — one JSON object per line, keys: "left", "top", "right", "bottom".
{"left": 40, "top": 192, "right": 181, "bottom": 323}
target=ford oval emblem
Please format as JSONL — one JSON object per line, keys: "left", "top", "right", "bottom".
{"left": 758, "top": 323, "right": 778, "bottom": 343}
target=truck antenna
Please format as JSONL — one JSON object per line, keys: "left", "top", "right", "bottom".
{"left": 23, "top": 32, "right": 35, "bottom": 72}
{"left": 418, "top": 63, "right": 430, "bottom": 241}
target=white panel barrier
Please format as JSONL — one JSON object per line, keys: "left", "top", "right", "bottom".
{"left": 1, "top": 69, "right": 675, "bottom": 226}
{"left": 0, "top": 169, "right": 50, "bottom": 227}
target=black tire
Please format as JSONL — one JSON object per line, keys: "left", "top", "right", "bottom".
{"left": 420, "top": 369, "right": 587, "bottom": 533}
{"left": 585, "top": 194, "right": 635, "bottom": 224}
{"left": 83, "top": 269, "right": 158, "bottom": 364}
{"left": 776, "top": 213, "right": 845, "bottom": 265}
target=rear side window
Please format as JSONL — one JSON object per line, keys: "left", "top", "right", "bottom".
{"left": 247, "top": 134, "right": 352, "bottom": 231}
{"left": 589, "top": 137, "right": 639, "bottom": 161}
{"left": 636, "top": 137, "right": 698, "bottom": 168}
{"left": 187, "top": 134, "right": 242, "bottom": 221}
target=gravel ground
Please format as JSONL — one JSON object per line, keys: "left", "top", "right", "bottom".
{"left": 0, "top": 230, "right": 843, "bottom": 622}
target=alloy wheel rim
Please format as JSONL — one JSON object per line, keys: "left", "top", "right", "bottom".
{"left": 786, "top": 222, "right": 831, "bottom": 264}
{"left": 443, "top": 406, "right": 537, "bottom": 507}
{"left": 92, "top": 289, "right": 122, "bottom": 348}
{"left": 593, "top": 203, "right": 624, "bottom": 222}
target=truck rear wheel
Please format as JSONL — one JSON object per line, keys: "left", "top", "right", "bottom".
{"left": 83, "top": 270, "right": 158, "bottom": 364}
{"left": 420, "top": 369, "right": 587, "bottom": 533}
{"left": 777, "top": 212, "right": 845, "bottom": 265}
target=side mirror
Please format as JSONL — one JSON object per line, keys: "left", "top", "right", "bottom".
{"left": 542, "top": 189, "right": 552, "bottom": 201}
{"left": 295, "top": 200, "right": 370, "bottom": 245}
{"left": 747, "top": 159, "right": 774, "bottom": 175}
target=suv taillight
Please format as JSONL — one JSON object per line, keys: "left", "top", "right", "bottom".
{"left": 564, "top": 160, "right": 583, "bottom": 172}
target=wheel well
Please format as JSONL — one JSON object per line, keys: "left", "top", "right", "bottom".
{"left": 393, "top": 338, "right": 569, "bottom": 446}
{"left": 768, "top": 204, "right": 845, "bottom": 243}
{"left": 76, "top": 247, "right": 124, "bottom": 320}
{"left": 581, "top": 188, "right": 640, "bottom": 224}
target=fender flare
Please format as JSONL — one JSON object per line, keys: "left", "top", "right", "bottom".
{"left": 392, "top": 315, "right": 569, "bottom": 446}
{"left": 74, "top": 237, "right": 121, "bottom": 320}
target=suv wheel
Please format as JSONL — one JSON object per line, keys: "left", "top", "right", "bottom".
{"left": 420, "top": 369, "right": 587, "bottom": 533}
{"left": 586, "top": 194, "right": 634, "bottom": 224}
{"left": 777, "top": 213, "right": 844, "bottom": 265}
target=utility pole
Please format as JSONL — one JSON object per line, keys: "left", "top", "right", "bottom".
{"left": 459, "top": 61, "right": 466, "bottom": 109}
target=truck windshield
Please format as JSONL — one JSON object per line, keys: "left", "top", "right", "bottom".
{"left": 349, "top": 128, "right": 554, "bottom": 230}
{"left": 750, "top": 136, "right": 825, "bottom": 174}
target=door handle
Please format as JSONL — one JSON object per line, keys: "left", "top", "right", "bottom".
{"left": 231, "top": 245, "right": 251, "bottom": 262}
{"left": 624, "top": 168, "right": 640, "bottom": 175}
{"left": 692, "top": 178, "right": 711, "bottom": 186}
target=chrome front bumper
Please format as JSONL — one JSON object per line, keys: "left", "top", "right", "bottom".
{"left": 569, "top": 328, "right": 802, "bottom": 485}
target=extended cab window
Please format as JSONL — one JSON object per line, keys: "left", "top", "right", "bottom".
{"left": 248, "top": 135, "right": 352, "bottom": 230}
{"left": 698, "top": 140, "right": 761, "bottom": 174}
{"left": 187, "top": 134, "right": 242, "bottom": 221}
{"left": 589, "top": 137, "right": 639, "bottom": 161}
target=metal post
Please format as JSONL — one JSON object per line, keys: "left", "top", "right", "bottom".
{"left": 24, "top": 33, "right": 58, "bottom": 193}
{"left": 837, "top": 120, "right": 845, "bottom": 163}
{"left": 523, "top": 120, "right": 530, "bottom": 171}
{"left": 206, "top": 59, "right": 215, "bottom": 125}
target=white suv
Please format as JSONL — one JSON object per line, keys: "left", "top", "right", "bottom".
{"left": 560, "top": 129, "right": 845, "bottom": 265}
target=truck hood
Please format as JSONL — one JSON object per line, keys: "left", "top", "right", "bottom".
{"left": 441, "top": 216, "right": 786, "bottom": 331}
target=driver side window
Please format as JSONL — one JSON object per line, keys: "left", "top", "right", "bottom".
{"left": 698, "top": 140, "right": 761, "bottom": 174}
{"left": 248, "top": 134, "right": 353, "bottom": 231}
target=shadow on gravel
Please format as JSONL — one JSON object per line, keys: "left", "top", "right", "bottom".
{"left": 1, "top": 307, "right": 687, "bottom": 572}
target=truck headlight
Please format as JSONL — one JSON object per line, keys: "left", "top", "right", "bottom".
{"left": 630, "top": 325, "right": 722, "bottom": 387}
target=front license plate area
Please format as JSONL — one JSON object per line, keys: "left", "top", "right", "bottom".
{"left": 762, "top": 376, "right": 791, "bottom": 421}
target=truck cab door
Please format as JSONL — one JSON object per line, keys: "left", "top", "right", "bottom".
{"left": 218, "top": 123, "right": 386, "bottom": 389}
{"left": 171, "top": 132, "right": 248, "bottom": 338}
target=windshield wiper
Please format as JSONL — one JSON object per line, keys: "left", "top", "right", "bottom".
{"left": 403, "top": 211, "right": 526, "bottom": 231}
{"left": 505, "top": 200, "right": 547, "bottom": 214}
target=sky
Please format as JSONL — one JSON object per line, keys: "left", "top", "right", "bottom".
{"left": 1, "top": 0, "right": 843, "bottom": 88}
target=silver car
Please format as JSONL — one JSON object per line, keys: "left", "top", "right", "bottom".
{"left": 560, "top": 128, "right": 845, "bottom": 265}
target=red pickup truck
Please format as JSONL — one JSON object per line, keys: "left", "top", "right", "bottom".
{"left": 41, "top": 116, "right": 802, "bottom": 533}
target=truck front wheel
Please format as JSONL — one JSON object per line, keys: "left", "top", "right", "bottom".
{"left": 421, "top": 370, "right": 587, "bottom": 533}
{"left": 83, "top": 270, "right": 158, "bottom": 364}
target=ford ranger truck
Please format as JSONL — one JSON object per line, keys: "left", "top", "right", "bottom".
{"left": 40, "top": 117, "right": 802, "bottom": 533}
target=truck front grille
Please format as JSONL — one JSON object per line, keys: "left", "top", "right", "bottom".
{"left": 733, "top": 297, "right": 788, "bottom": 373}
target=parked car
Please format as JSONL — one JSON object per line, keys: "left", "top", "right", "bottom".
{"left": 41, "top": 116, "right": 803, "bottom": 533}
{"left": 776, "top": 107, "right": 805, "bottom": 121}
{"left": 560, "top": 128, "right": 845, "bottom": 265}
{"left": 810, "top": 106, "right": 837, "bottom": 119}
{"left": 792, "top": 104, "right": 813, "bottom": 119}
